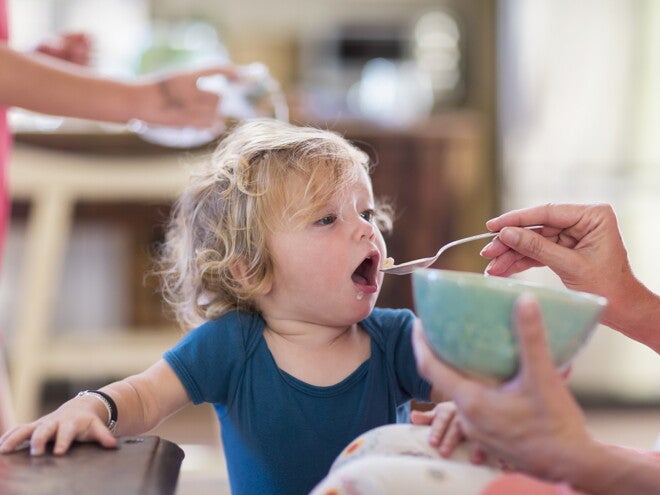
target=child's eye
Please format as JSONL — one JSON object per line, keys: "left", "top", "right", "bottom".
{"left": 316, "top": 215, "right": 336, "bottom": 226}
{"left": 360, "top": 209, "right": 375, "bottom": 223}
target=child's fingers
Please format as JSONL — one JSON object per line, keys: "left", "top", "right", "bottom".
{"left": 89, "top": 420, "right": 118, "bottom": 449}
{"left": 53, "top": 418, "right": 117, "bottom": 455}
{"left": 428, "top": 403, "right": 456, "bottom": 447}
{"left": 437, "top": 418, "right": 463, "bottom": 457}
{"left": 52, "top": 421, "right": 79, "bottom": 455}
{"left": 1, "top": 416, "right": 117, "bottom": 456}
{"left": 0, "top": 423, "right": 36, "bottom": 453}
{"left": 409, "top": 409, "right": 434, "bottom": 425}
{"left": 28, "top": 420, "right": 59, "bottom": 455}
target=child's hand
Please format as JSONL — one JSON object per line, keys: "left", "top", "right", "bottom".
{"left": 410, "top": 401, "right": 463, "bottom": 457}
{"left": 0, "top": 396, "right": 117, "bottom": 456}
{"left": 411, "top": 402, "right": 495, "bottom": 465}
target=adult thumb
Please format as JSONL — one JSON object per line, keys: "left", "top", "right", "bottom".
{"left": 513, "top": 294, "right": 558, "bottom": 384}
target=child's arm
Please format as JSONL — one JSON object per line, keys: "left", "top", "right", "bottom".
{"left": 0, "top": 359, "right": 190, "bottom": 456}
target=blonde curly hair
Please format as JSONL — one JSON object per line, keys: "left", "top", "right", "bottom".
{"left": 156, "top": 119, "right": 393, "bottom": 330}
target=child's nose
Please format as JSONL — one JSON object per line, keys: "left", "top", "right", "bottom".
{"left": 358, "top": 218, "right": 376, "bottom": 240}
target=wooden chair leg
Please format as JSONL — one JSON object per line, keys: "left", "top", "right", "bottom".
{"left": 0, "top": 335, "right": 15, "bottom": 434}
{"left": 11, "top": 191, "right": 73, "bottom": 422}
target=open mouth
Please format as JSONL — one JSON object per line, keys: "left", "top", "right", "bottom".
{"left": 351, "top": 255, "right": 378, "bottom": 288}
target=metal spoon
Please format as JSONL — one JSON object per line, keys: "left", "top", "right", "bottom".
{"left": 380, "top": 225, "right": 543, "bottom": 275}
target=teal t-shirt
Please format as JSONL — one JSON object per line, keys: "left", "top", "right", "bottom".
{"left": 163, "top": 307, "right": 431, "bottom": 495}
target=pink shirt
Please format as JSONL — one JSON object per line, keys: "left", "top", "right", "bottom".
{"left": 480, "top": 448, "right": 660, "bottom": 495}
{"left": 0, "top": 0, "right": 10, "bottom": 256}
{"left": 481, "top": 473, "right": 587, "bottom": 495}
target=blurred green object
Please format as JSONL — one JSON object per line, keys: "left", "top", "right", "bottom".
{"left": 413, "top": 269, "right": 606, "bottom": 382}
{"left": 139, "top": 45, "right": 197, "bottom": 74}
{"left": 137, "top": 20, "right": 229, "bottom": 74}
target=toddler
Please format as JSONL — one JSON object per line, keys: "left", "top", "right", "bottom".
{"left": 0, "top": 119, "right": 456, "bottom": 494}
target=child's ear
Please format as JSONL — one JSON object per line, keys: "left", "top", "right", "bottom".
{"left": 229, "top": 258, "right": 251, "bottom": 287}
{"left": 229, "top": 259, "right": 272, "bottom": 295}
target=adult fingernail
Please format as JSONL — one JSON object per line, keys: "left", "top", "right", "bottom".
{"left": 516, "top": 293, "right": 541, "bottom": 322}
{"left": 498, "top": 227, "right": 521, "bottom": 245}
{"left": 484, "top": 260, "right": 496, "bottom": 274}
{"left": 479, "top": 241, "right": 494, "bottom": 256}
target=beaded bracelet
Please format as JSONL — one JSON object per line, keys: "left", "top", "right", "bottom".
{"left": 77, "top": 390, "right": 118, "bottom": 433}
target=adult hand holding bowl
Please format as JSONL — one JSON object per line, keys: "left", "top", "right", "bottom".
{"left": 412, "top": 269, "right": 607, "bottom": 383}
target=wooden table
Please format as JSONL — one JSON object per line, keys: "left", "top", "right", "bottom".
{"left": 0, "top": 436, "right": 184, "bottom": 495}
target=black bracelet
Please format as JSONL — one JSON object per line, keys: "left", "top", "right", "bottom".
{"left": 77, "top": 390, "right": 118, "bottom": 433}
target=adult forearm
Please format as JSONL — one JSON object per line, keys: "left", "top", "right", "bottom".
{"left": 602, "top": 279, "right": 660, "bottom": 353}
{"left": 0, "top": 43, "right": 141, "bottom": 122}
{"left": 562, "top": 442, "right": 660, "bottom": 495}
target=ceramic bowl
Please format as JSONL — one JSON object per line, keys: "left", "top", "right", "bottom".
{"left": 412, "top": 269, "right": 607, "bottom": 382}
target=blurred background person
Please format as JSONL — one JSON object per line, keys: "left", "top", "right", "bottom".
{"left": 0, "top": 0, "right": 235, "bottom": 433}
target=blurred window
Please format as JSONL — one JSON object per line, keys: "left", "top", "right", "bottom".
{"left": 8, "top": 0, "right": 149, "bottom": 76}
{"left": 498, "top": 0, "right": 660, "bottom": 401}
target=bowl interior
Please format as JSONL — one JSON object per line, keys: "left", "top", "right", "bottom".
{"left": 412, "top": 269, "right": 606, "bottom": 382}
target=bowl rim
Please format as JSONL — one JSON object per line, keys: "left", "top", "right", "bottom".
{"left": 413, "top": 268, "right": 608, "bottom": 309}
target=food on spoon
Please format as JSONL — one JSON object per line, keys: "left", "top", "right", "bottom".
{"left": 381, "top": 257, "right": 395, "bottom": 269}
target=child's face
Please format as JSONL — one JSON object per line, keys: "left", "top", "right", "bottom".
{"left": 260, "top": 166, "right": 387, "bottom": 326}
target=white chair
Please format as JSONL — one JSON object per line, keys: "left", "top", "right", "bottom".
{"left": 0, "top": 345, "right": 15, "bottom": 434}
{"left": 8, "top": 142, "right": 189, "bottom": 421}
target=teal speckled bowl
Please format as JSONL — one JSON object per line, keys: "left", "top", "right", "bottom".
{"left": 412, "top": 269, "right": 607, "bottom": 382}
